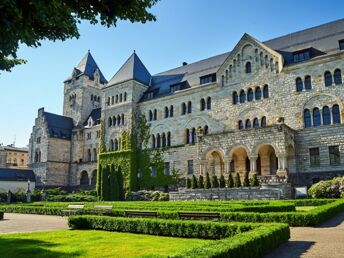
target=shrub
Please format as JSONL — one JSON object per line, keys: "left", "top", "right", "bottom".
{"left": 198, "top": 175, "right": 204, "bottom": 188}
{"left": 227, "top": 174, "right": 234, "bottom": 188}
{"left": 45, "top": 194, "right": 97, "bottom": 202}
{"left": 126, "top": 190, "right": 169, "bottom": 201}
{"left": 191, "top": 175, "right": 198, "bottom": 189}
{"left": 219, "top": 174, "right": 226, "bottom": 188}
{"left": 250, "top": 173, "right": 260, "bottom": 187}
{"left": 308, "top": 177, "right": 344, "bottom": 198}
{"left": 211, "top": 175, "right": 219, "bottom": 188}
{"left": 243, "top": 172, "right": 250, "bottom": 187}
{"left": 45, "top": 187, "right": 67, "bottom": 196}
{"left": 186, "top": 177, "right": 191, "bottom": 189}
{"left": 234, "top": 173, "right": 242, "bottom": 188}
{"left": 205, "top": 173, "right": 211, "bottom": 189}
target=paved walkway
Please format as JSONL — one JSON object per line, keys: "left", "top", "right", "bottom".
{"left": 0, "top": 213, "right": 69, "bottom": 234}
{"left": 265, "top": 212, "right": 344, "bottom": 258}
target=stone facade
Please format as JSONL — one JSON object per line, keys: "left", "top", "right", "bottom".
{"left": 28, "top": 19, "right": 344, "bottom": 188}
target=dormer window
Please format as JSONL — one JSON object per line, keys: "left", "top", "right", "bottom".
{"left": 293, "top": 49, "right": 311, "bottom": 63}
{"left": 339, "top": 39, "right": 344, "bottom": 50}
{"left": 145, "top": 91, "right": 154, "bottom": 100}
{"left": 200, "top": 73, "right": 216, "bottom": 85}
{"left": 170, "top": 84, "right": 180, "bottom": 93}
{"left": 245, "top": 62, "right": 252, "bottom": 74}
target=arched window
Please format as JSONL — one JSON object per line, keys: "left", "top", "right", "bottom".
{"left": 265, "top": 55, "right": 269, "bottom": 68}
{"left": 110, "top": 140, "right": 114, "bottom": 151}
{"left": 149, "top": 110, "right": 153, "bottom": 121}
{"left": 204, "top": 125, "right": 209, "bottom": 135}
{"left": 117, "top": 115, "right": 120, "bottom": 126}
{"left": 164, "top": 107, "right": 169, "bottom": 118}
{"left": 121, "top": 114, "right": 124, "bottom": 125}
{"left": 124, "top": 92, "right": 127, "bottom": 101}
{"left": 238, "top": 120, "right": 243, "bottom": 130}
{"left": 151, "top": 135, "right": 156, "bottom": 148}
{"left": 80, "top": 171, "right": 89, "bottom": 186}
{"left": 334, "top": 69, "right": 342, "bottom": 85}
{"left": 113, "top": 116, "right": 116, "bottom": 126}
{"left": 239, "top": 90, "right": 246, "bottom": 103}
{"left": 270, "top": 58, "right": 274, "bottom": 72}
{"left": 225, "top": 70, "right": 228, "bottom": 82}
{"left": 322, "top": 106, "right": 331, "bottom": 125}
{"left": 119, "top": 93, "right": 123, "bottom": 102}
{"left": 187, "top": 101, "right": 192, "bottom": 113}
{"left": 114, "top": 139, "right": 119, "bottom": 151}
{"left": 304, "top": 109, "right": 311, "bottom": 128}
{"left": 324, "top": 71, "right": 333, "bottom": 86}
{"left": 170, "top": 105, "right": 174, "bottom": 117}
{"left": 207, "top": 97, "right": 211, "bottom": 109}
{"left": 305, "top": 75, "right": 312, "bottom": 90}
{"left": 162, "top": 133, "right": 166, "bottom": 147}
{"left": 296, "top": 77, "right": 303, "bottom": 92}
{"left": 229, "top": 65, "right": 232, "bottom": 77}
{"left": 232, "top": 91, "right": 238, "bottom": 104}
{"left": 108, "top": 117, "right": 112, "bottom": 127}
{"left": 115, "top": 95, "right": 118, "bottom": 103}
{"left": 93, "top": 148, "right": 97, "bottom": 161}
{"left": 153, "top": 109, "right": 157, "bottom": 120}
{"left": 91, "top": 94, "right": 93, "bottom": 101}
{"left": 260, "top": 52, "right": 264, "bottom": 66}
{"left": 107, "top": 97, "right": 110, "bottom": 106}
{"left": 181, "top": 103, "right": 186, "bottom": 115}
{"left": 255, "top": 87, "right": 262, "bottom": 100}
{"left": 157, "top": 134, "right": 161, "bottom": 148}
{"left": 253, "top": 118, "right": 259, "bottom": 128}
{"left": 97, "top": 96, "right": 100, "bottom": 102}
{"left": 91, "top": 170, "right": 97, "bottom": 185}
{"left": 261, "top": 116, "right": 267, "bottom": 127}
{"left": 245, "top": 62, "right": 252, "bottom": 73}
{"left": 200, "top": 98, "right": 206, "bottom": 111}
{"left": 313, "top": 108, "right": 321, "bottom": 127}
{"left": 263, "top": 85, "right": 269, "bottom": 98}
{"left": 185, "top": 129, "right": 190, "bottom": 144}
{"left": 245, "top": 119, "right": 251, "bottom": 129}
{"left": 247, "top": 88, "right": 253, "bottom": 102}
{"left": 332, "top": 104, "right": 341, "bottom": 124}
{"left": 167, "top": 132, "right": 171, "bottom": 146}
{"left": 191, "top": 128, "right": 197, "bottom": 144}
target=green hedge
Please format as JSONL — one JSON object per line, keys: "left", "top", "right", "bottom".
{"left": 68, "top": 216, "right": 253, "bottom": 240}
{"left": 172, "top": 223, "right": 290, "bottom": 258}
{"left": 45, "top": 194, "right": 97, "bottom": 202}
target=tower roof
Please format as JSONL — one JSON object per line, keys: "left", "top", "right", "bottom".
{"left": 108, "top": 52, "right": 151, "bottom": 86}
{"left": 65, "top": 51, "right": 107, "bottom": 83}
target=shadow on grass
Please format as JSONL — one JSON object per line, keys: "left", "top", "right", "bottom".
{"left": 316, "top": 211, "right": 344, "bottom": 228}
{"left": 264, "top": 241, "right": 315, "bottom": 258}
{"left": 0, "top": 238, "right": 82, "bottom": 258}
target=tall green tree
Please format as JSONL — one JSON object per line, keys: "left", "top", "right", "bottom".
{"left": 205, "top": 173, "right": 211, "bottom": 189}
{"left": 250, "top": 174, "right": 260, "bottom": 187}
{"left": 101, "top": 165, "right": 110, "bottom": 200}
{"left": 186, "top": 177, "right": 191, "bottom": 189}
{"left": 234, "top": 173, "right": 242, "bottom": 188}
{"left": 1, "top": 0, "right": 159, "bottom": 71}
{"left": 211, "top": 175, "right": 219, "bottom": 188}
{"left": 191, "top": 175, "right": 198, "bottom": 189}
{"left": 219, "top": 174, "right": 226, "bottom": 188}
{"left": 227, "top": 174, "right": 234, "bottom": 188}
{"left": 243, "top": 172, "right": 250, "bottom": 187}
{"left": 198, "top": 175, "right": 204, "bottom": 189}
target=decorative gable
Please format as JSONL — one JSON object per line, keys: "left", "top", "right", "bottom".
{"left": 218, "top": 34, "right": 284, "bottom": 86}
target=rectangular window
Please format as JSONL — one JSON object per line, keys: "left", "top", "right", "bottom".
{"left": 200, "top": 73, "right": 216, "bottom": 85}
{"left": 329, "top": 146, "right": 340, "bottom": 165}
{"left": 187, "top": 160, "right": 194, "bottom": 175}
{"left": 339, "top": 39, "right": 344, "bottom": 50}
{"left": 145, "top": 91, "right": 154, "bottom": 100}
{"left": 309, "top": 147, "right": 320, "bottom": 167}
{"left": 151, "top": 166, "right": 157, "bottom": 177}
{"left": 170, "top": 84, "right": 180, "bottom": 93}
{"left": 293, "top": 50, "right": 311, "bottom": 63}
{"left": 87, "top": 132, "right": 91, "bottom": 140}
{"left": 164, "top": 162, "right": 170, "bottom": 176}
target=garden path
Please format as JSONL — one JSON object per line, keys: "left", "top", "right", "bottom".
{"left": 265, "top": 211, "right": 344, "bottom": 258}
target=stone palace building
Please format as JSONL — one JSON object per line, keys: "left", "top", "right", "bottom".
{"left": 29, "top": 19, "right": 344, "bottom": 189}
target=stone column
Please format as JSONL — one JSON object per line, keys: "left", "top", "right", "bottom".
{"left": 249, "top": 156, "right": 258, "bottom": 177}
{"left": 225, "top": 158, "right": 232, "bottom": 174}
{"left": 199, "top": 160, "right": 206, "bottom": 176}
{"left": 276, "top": 154, "right": 288, "bottom": 177}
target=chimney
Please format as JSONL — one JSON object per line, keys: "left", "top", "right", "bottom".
{"left": 38, "top": 107, "right": 44, "bottom": 117}
{"left": 182, "top": 62, "right": 187, "bottom": 66}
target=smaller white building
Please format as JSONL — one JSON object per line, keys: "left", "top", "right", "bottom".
{"left": 0, "top": 168, "right": 36, "bottom": 193}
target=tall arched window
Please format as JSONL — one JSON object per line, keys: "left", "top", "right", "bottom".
{"left": 334, "top": 69, "right": 342, "bottom": 85}
{"left": 265, "top": 55, "right": 269, "bottom": 68}
{"left": 324, "top": 71, "right": 333, "bottom": 86}
{"left": 263, "top": 85, "right": 269, "bottom": 98}
{"left": 245, "top": 119, "right": 251, "bottom": 128}
{"left": 124, "top": 92, "right": 127, "bottom": 101}
{"left": 117, "top": 115, "right": 120, "bottom": 126}
{"left": 108, "top": 117, "right": 112, "bottom": 127}
{"left": 232, "top": 91, "right": 238, "bottom": 104}
{"left": 191, "top": 128, "right": 197, "bottom": 144}
{"left": 151, "top": 135, "right": 156, "bottom": 148}
{"left": 170, "top": 105, "right": 174, "bottom": 117}
{"left": 204, "top": 125, "right": 209, "bottom": 135}
{"left": 304, "top": 109, "right": 311, "bottom": 128}
{"left": 200, "top": 98, "right": 206, "bottom": 111}
{"left": 313, "top": 108, "right": 321, "bottom": 127}
{"left": 255, "top": 87, "right": 262, "bottom": 100}
{"left": 296, "top": 77, "right": 303, "bottom": 92}
{"left": 181, "top": 103, "right": 186, "bottom": 115}
{"left": 149, "top": 110, "right": 153, "bottom": 121}
{"left": 164, "top": 107, "right": 169, "bottom": 118}
{"left": 115, "top": 95, "right": 118, "bottom": 103}
{"left": 247, "top": 88, "right": 253, "bottom": 102}
{"left": 153, "top": 109, "right": 157, "bottom": 120}
{"left": 253, "top": 118, "right": 259, "bottom": 128}
{"left": 207, "top": 97, "right": 211, "bottom": 109}
{"left": 87, "top": 149, "right": 92, "bottom": 161}
{"left": 185, "top": 129, "right": 190, "bottom": 144}
{"left": 245, "top": 62, "right": 252, "bottom": 73}
{"left": 107, "top": 97, "right": 110, "bottom": 106}
{"left": 162, "top": 133, "right": 166, "bottom": 147}
{"left": 260, "top": 52, "right": 264, "bottom": 66}
{"left": 238, "top": 120, "right": 243, "bottom": 130}
{"left": 119, "top": 93, "right": 123, "bottom": 102}
{"left": 91, "top": 94, "right": 93, "bottom": 101}
{"left": 187, "top": 101, "right": 192, "bottom": 113}
{"left": 305, "top": 75, "right": 312, "bottom": 90}
{"left": 322, "top": 106, "right": 331, "bottom": 125}
{"left": 332, "top": 104, "right": 341, "bottom": 124}
{"left": 121, "top": 114, "right": 124, "bottom": 125}
{"left": 239, "top": 90, "right": 246, "bottom": 103}
{"left": 93, "top": 148, "right": 97, "bottom": 161}
{"left": 113, "top": 116, "right": 116, "bottom": 126}
{"left": 167, "top": 132, "right": 171, "bottom": 146}
{"left": 261, "top": 116, "right": 267, "bottom": 127}
{"left": 157, "top": 134, "right": 161, "bottom": 148}
{"left": 110, "top": 140, "right": 114, "bottom": 151}
{"left": 114, "top": 139, "right": 119, "bottom": 151}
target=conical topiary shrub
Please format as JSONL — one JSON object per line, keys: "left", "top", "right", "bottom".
{"left": 219, "top": 174, "right": 226, "bottom": 188}
{"left": 250, "top": 173, "right": 260, "bottom": 187}
{"left": 243, "top": 172, "right": 250, "bottom": 187}
{"left": 211, "top": 175, "right": 219, "bottom": 188}
{"left": 227, "top": 173, "right": 234, "bottom": 188}
{"left": 186, "top": 177, "right": 191, "bottom": 189}
{"left": 191, "top": 175, "right": 198, "bottom": 189}
{"left": 205, "top": 172, "right": 211, "bottom": 189}
{"left": 234, "top": 173, "right": 242, "bottom": 188}
{"left": 198, "top": 175, "right": 204, "bottom": 188}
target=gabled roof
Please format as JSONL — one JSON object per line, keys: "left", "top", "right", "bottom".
{"left": 83, "top": 108, "right": 101, "bottom": 126}
{"left": 108, "top": 52, "right": 151, "bottom": 86}
{"left": 0, "top": 168, "right": 36, "bottom": 182}
{"left": 43, "top": 112, "right": 74, "bottom": 140}
{"left": 65, "top": 51, "right": 107, "bottom": 83}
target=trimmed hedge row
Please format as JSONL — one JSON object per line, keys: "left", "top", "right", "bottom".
{"left": 68, "top": 215, "right": 253, "bottom": 240}
{"left": 172, "top": 223, "right": 290, "bottom": 258}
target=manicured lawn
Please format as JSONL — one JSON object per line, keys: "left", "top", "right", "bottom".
{"left": 0, "top": 230, "right": 213, "bottom": 258}
{"left": 295, "top": 206, "right": 317, "bottom": 211}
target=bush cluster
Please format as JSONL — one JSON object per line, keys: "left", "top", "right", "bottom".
{"left": 308, "top": 177, "right": 344, "bottom": 198}
{"left": 125, "top": 190, "right": 169, "bottom": 201}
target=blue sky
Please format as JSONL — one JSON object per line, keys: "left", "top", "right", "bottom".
{"left": 1, "top": 0, "right": 344, "bottom": 147}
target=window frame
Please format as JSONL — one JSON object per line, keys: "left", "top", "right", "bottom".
{"left": 309, "top": 147, "right": 320, "bottom": 167}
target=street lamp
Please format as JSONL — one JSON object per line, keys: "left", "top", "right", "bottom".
{"left": 27, "top": 179, "right": 31, "bottom": 193}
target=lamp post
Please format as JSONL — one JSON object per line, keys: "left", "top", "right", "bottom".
{"left": 26, "top": 178, "right": 31, "bottom": 203}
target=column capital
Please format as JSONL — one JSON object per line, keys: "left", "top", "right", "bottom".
{"left": 249, "top": 155, "right": 258, "bottom": 160}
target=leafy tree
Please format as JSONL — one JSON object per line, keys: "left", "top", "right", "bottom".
{"left": 243, "top": 172, "right": 250, "bottom": 187}
{"left": 1, "top": 0, "right": 159, "bottom": 71}
{"left": 198, "top": 175, "right": 204, "bottom": 189}
{"left": 211, "top": 175, "right": 219, "bottom": 188}
{"left": 186, "top": 177, "right": 191, "bottom": 189}
{"left": 219, "top": 174, "right": 226, "bottom": 188}
{"left": 191, "top": 175, "right": 198, "bottom": 189}
{"left": 234, "top": 173, "right": 242, "bottom": 188}
{"left": 227, "top": 174, "right": 234, "bottom": 188}
{"left": 101, "top": 165, "right": 110, "bottom": 200}
{"left": 250, "top": 174, "right": 260, "bottom": 187}
{"left": 205, "top": 173, "right": 211, "bottom": 189}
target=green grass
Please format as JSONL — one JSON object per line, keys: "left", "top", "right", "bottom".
{"left": 295, "top": 206, "right": 317, "bottom": 211}
{"left": 0, "top": 230, "right": 212, "bottom": 258}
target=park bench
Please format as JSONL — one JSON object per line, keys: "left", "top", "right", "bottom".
{"left": 124, "top": 210, "right": 158, "bottom": 218}
{"left": 61, "top": 204, "right": 85, "bottom": 216}
{"left": 91, "top": 205, "right": 113, "bottom": 215}
{"left": 178, "top": 211, "right": 220, "bottom": 220}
